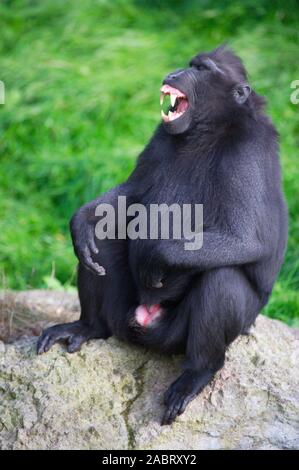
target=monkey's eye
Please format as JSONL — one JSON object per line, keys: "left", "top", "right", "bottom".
{"left": 195, "top": 63, "right": 209, "bottom": 71}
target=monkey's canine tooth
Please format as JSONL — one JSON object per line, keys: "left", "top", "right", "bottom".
{"left": 160, "top": 93, "right": 164, "bottom": 106}
{"left": 170, "top": 94, "right": 176, "bottom": 107}
{"left": 161, "top": 109, "right": 168, "bottom": 121}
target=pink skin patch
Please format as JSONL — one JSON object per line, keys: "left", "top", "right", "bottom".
{"left": 135, "top": 304, "right": 163, "bottom": 327}
{"left": 160, "top": 84, "right": 186, "bottom": 98}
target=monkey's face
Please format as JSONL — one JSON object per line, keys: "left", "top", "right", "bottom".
{"left": 160, "top": 47, "right": 251, "bottom": 135}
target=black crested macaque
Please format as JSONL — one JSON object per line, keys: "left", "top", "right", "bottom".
{"left": 38, "top": 46, "right": 288, "bottom": 425}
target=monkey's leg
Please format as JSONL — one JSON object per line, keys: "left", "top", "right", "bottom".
{"left": 162, "top": 267, "right": 261, "bottom": 425}
{"left": 37, "top": 263, "right": 111, "bottom": 354}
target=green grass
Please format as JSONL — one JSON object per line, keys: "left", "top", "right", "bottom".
{"left": 0, "top": 0, "right": 298, "bottom": 326}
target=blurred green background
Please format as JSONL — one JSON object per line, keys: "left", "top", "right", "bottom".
{"left": 0, "top": 0, "right": 298, "bottom": 326}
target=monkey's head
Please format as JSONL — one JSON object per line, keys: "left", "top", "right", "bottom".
{"left": 160, "top": 45, "right": 255, "bottom": 135}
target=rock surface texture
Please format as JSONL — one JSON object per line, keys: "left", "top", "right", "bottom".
{"left": 0, "top": 291, "right": 298, "bottom": 450}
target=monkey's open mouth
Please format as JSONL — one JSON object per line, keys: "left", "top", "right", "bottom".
{"left": 160, "top": 85, "right": 189, "bottom": 122}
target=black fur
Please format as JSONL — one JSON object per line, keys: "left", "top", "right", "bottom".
{"left": 37, "top": 46, "right": 288, "bottom": 425}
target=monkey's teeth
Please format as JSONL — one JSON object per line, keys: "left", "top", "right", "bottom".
{"left": 170, "top": 94, "right": 176, "bottom": 107}
{"left": 160, "top": 93, "right": 164, "bottom": 105}
{"left": 161, "top": 109, "right": 168, "bottom": 121}
{"left": 160, "top": 99, "right": 186, "bottom": 122}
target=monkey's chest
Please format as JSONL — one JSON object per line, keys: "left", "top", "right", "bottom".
{"left": 141, "top": 176, "right": 205, "bottom": 206}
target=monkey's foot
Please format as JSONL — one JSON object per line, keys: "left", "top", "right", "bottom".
{"left": 37, "top": 320, "right": 103, "bottom": 355}
{"left": 162, "top": 369, "right": 214, "bottom": 425}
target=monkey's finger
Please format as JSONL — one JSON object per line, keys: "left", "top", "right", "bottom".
{"left": 67, "top": 335, "right": 87, "bottom": 353}
{"left": 164, "top": 387, "right": 175, "bottom": 406}
{"left": 43, "top": 335, "right": 59, "bottom": 353}
{"left": 37, "top": 332, "right": 58, "bottom": 354}
{"left": 163, "top": 376, "right": 181, "bottom": 406}
{"left": 87, "top": 225, "right": 99, "bottom": 255}
{"left": 37, "top": 333, "right": 49, "bottom": 354}
{"left": 162, "top": 406, "right": 178, "bottom": 426}
{"left": 177, "top": 396, "right": 191, "bottom": 416}
{"left": 37, "top": 326, "right": 74, "bottom": 354}
{"left": 82, "top": 247, "right": 106, "bottom": 275}
{"left": 83, "top": 260, "right": 106, "bottom": 276}
{"left": 87, "top": 227, "right": 99, "bottom": 254}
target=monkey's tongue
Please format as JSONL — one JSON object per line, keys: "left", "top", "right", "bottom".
{"left": 135, "top": 304, "right": 162, "bottom": 327}
{"left": 177, "top": 99, "right": 188, "bottom": 113}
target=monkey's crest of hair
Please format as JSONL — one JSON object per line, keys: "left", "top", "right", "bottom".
{"left": 200, "top": 45, "right": 265, "bottom": 101}
{"left": 201, "top": 45, "right": 266, "bottom": 117}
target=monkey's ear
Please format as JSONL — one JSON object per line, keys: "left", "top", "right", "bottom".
{"left": 233, "top": 84, "right": 251, "bottom": 104}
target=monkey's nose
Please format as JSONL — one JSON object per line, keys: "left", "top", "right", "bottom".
{"left": 164, "top": 68, "right": 185, "bottom": 81}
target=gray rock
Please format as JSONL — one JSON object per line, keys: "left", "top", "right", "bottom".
{"left": 0, "top": 290, "right": 79, "bottom": 342}
{"left": 0, "top": 292, "right": 298, "bottom": 450}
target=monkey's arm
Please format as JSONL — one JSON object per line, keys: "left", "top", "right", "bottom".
{"left": 70, "top": 145, "right": 157, "bottom": 274}
{"left": 70, "top": 183, "right": 132, "bottom": 274}
{"left": 153, "top": 183, "right": 272, "bottom": 272}
{"left": 159, "top": 230, "right": 267, "bottom": 271}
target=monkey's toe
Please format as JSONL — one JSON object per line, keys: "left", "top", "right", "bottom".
{"left": 67, "top": 334, "right": 90, "bottom": 353}
{"left": 162, "top": 369, "right": 214, "bottom": 425}
{"left": 37, "top": 321, "right": 93, "bottom": 355}
{"left": 162, "top": 390, "right": 192, "bottom": 425}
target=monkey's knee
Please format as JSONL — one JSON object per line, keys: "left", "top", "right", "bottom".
{"left": 202, "top": 268, "right": 247, "bottom": 310}
{"left": 200, "top": 268, "right": 250, "bottom": 343}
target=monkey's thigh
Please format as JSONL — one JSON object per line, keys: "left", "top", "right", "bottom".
{"left": 147, "top": 266, "right": 260, "bottom": 355}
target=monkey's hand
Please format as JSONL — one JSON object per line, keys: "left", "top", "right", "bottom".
{"left": 70, "top": 209, "right": 106, "bottom": 276}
